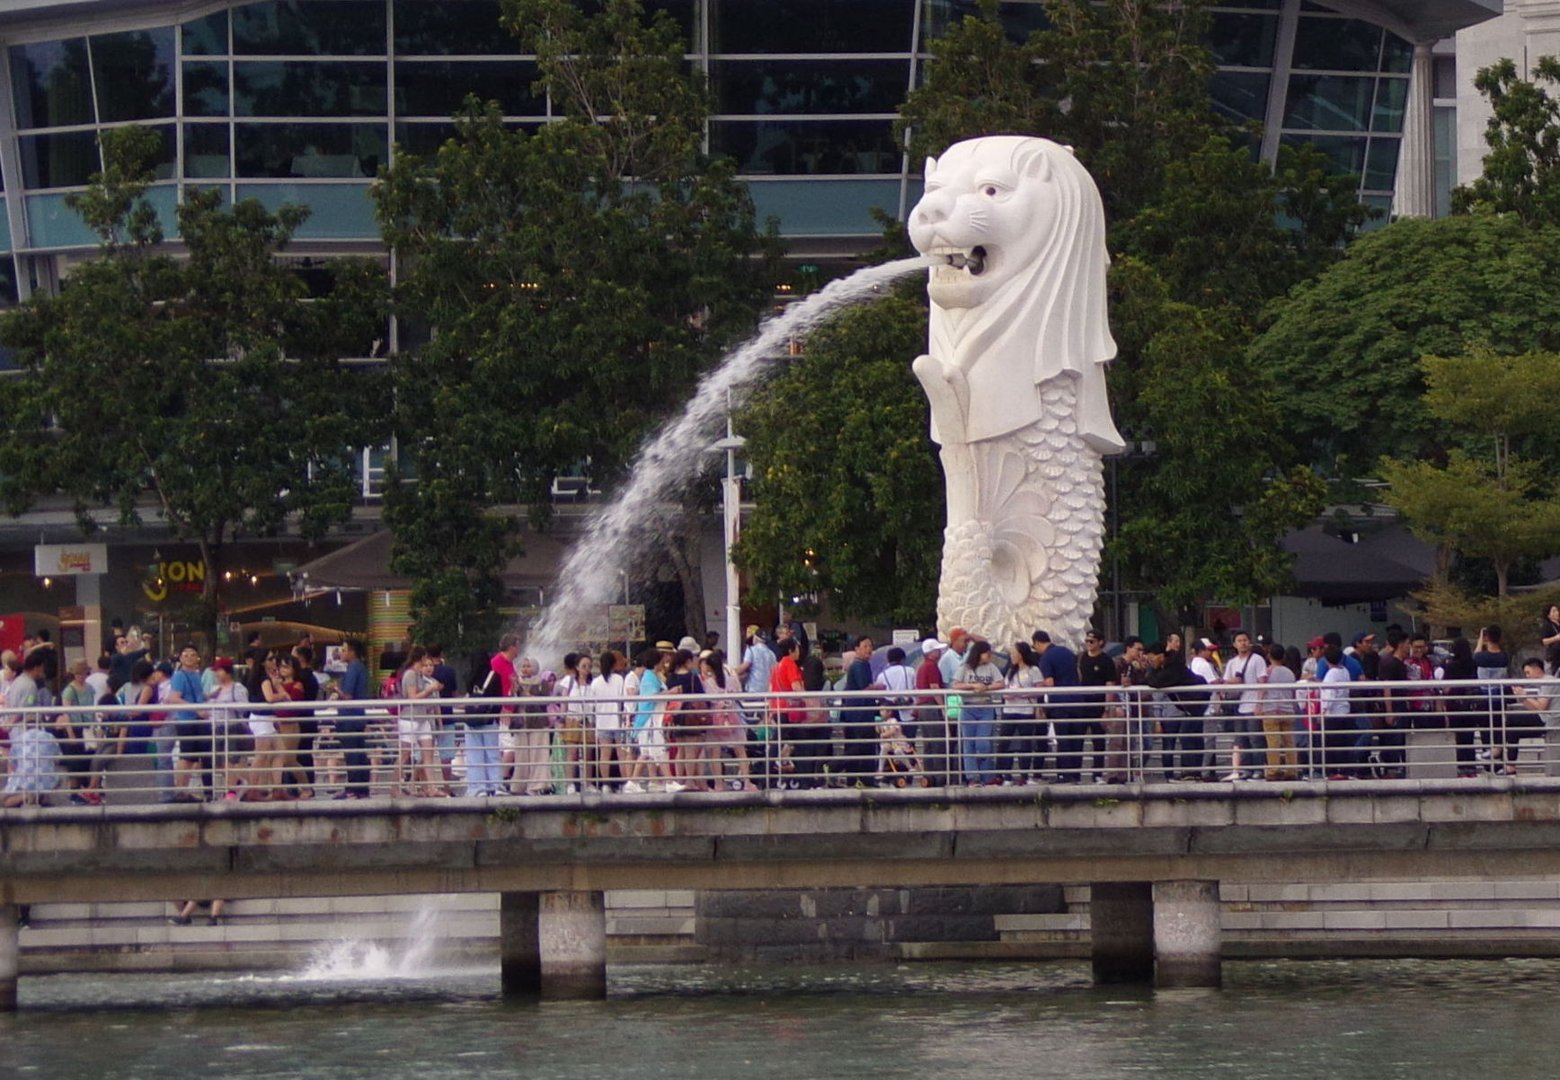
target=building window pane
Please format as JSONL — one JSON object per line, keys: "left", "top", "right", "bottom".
{"left": 1281, "top": 133, "right": 1366, "bottom": 178}
{"left": 1380, "top": 32, "right": 1411, "bottom": 75}
{"left": 1208, "top": 12, "right": 1276, "bottom": 69}
{"left": 1363, "top": 136, "right": 1399, "bottom": 191}
{"left": 1211, "top": 70, "right": 1269, "bottom": 126}
{"left": 92, "top": 28, "right": 176, "bottom": 122}
{"left": 1371, "top": 77, "right": 1407, "bottom": 133}
{"left": 713, "top": 59, "right": 910, "bottom": 115}
{"left": 1284, "top": 74, "right": 1375, "bottom": 132}
{"left": 923, "top": 1, "right": 1052, "bottom": 43}
{"left": 19, "top": 130, "right": 99, "bottom": 187}
{"left": 711, "top": 0, "right": 913, "bottom": 54}
{"left": 1433, "top": 56, "right": 1456, "bottom": 100}
{"left": 710, "top": 119, "right": 899, "bottom": 175}
{"left": 182, "top": 11, "right": 229, "bottom": 56}
{"left": 234, "top": 122, "right": 387, "bottom": 177}
{"left": 233, "top": 60, "right": 388, "bottom": 117}
{"left": 184, "top": 60, "right": 229, "bottom": 117}
{"left": 232, "top": 1, "right": 388, "bottom": 57}
{"left": 395, "top": 121, "right": 457, "bottom": 156}
{"left": 10, "top": 39, "right": 94, "bottom": 129}
{"left": 395, "top": 60, "right": 541, "bottom": 116}
{"left": 1291, "top": 17, "right": 1381, "bottom": 73}
{"left": 393, "top": 0, "right": 508, "bottom": 55}
{"left": 184, "top": 123, "right": 231, "bottom": 178}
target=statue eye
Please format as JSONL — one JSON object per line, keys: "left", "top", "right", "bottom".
{"left": 981, "top": 185, "right": 1002, "bottom": 197}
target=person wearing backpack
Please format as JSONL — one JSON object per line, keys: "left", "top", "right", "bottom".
{"left": 1147, "top": 642, "right": 1209, "bottom": 781}
{"left": 463, "top": 649, "right": 503, "bottom": 797}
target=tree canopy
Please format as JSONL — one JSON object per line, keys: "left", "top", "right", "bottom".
{"left": 0, "top": 126, "right": 389, "bottom": 634}
{"left": 374, "top": 0, "right": 774, "bottom": 648}
{"left": 1453, "top": 55, "right": 1560, "bottom": 226}
{"left": 741, "top": 0, "right": 1354, "bottom": 625}
{"left": 1249, "top": 214, "right": 1560, "bottom": 471}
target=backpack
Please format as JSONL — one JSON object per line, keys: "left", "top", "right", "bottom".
{"left": 1168, "top": 670, "right": 1209, "bottom": 716}
{"left": 379, "top": 673, "right": 401, "bottom": 717}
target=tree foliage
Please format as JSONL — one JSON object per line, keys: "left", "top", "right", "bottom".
{"left": 1250, "top": 215, "right": 1560, "bottom": 470}
{"left": 1380, "top": 348, "right": 1560, "bottom": 598}
{"left": 0, "top": 126, "right": 389, "bottom": 633}
{"left": 375, "top": 0, "right": 774, "bottom": 648}
{"left": 1453, "top": 56, "right": 1560, "bottom": 225}
{"left": 742, "top": 0, "right": 1351, "bottom": 624}
{"left": 736, "top": 287, "right": 943, "bottom": 625}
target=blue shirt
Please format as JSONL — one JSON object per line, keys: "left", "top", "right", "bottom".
{"left": 1038, "top": 643, "right": 1083, "bottom": 718}
{"left": 169, "top": 668, "right": 203, "bottom": 724}
{"left": 1316, "top": 654, "right": 1364, "bottom": 681}
{"left": 338, "top": 659, "right": 368, "bottom": 716}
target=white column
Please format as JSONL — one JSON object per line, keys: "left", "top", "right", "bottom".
{"left": 1153, "top": 880, "right": 1222, "bottom": 988}
{"left": 539, "top": 890, "right": 607, "bottom": 998}
{"left": 1393, "top": 42, "right": 1437, "bottom": 219}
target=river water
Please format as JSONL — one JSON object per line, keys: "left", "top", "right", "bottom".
{"left": 6, "top": 959, "right": 1560, "bottom": 1079}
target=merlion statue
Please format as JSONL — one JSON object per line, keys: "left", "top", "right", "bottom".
{"left": 909, "top": 135, "right": 1123, "bottom": 650}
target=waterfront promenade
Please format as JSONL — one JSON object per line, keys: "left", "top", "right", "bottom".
{"left": 9, "top": 777, "right": 1560, "bottom": 1004}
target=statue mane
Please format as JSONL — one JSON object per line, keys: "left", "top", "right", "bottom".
{"left": 926, "top": 136, "right": 1123, "bottom": 454}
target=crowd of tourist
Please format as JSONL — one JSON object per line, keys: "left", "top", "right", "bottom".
{"left": 1, "top": 613, "right": 1558, "bottom": 806}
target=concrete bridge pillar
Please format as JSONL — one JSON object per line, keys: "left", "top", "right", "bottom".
{"left": 499, "top": 892, "right": 541, "bottom": 996}
{"left": 1090, "top": 882, "right": 1154, "bottom": 984}
{"left": 0, "top": 904, "right": 18, "bottom": 1011}
{"left": 539, "top": 890, "right": 607, "bottom": 999}
{"left": 1152, "top": 879, "right": 1222, "bottom": 988}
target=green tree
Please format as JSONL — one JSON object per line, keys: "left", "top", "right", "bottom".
{"left": 741, "top": 0, "right": 1346, "bottom": 625}
{"left": 1249, "top": 215, "right": 1560, "bottom": 471}
{"left": 1453, "top": 56, "right": 1560, "bottom": 225}
{"left": 0, "top": 126, "right": 389, "bottom": 637}
{"left": 1381, "top": 348, "right": 1560, "bottom": 598}
{"left": 375, "top": 0, "right": 773, "bottom": 647}
{"left": 736, "top": 287, "right": 943, "bottom": 625}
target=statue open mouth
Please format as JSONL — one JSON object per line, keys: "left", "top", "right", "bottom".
{"left": 932, "top": 245, "right": 987, "bottom": 277}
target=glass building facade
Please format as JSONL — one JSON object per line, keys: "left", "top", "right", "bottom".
{"left": 0, "top": 0, "right": 1491, "bottom": 298}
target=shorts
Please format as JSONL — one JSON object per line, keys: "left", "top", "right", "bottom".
{"left": 398, "top": 716, "right": 433, "bottom": 743}
{"left": 594, "top": 728, "right": 626, "bottom": 744}
{"left": 248, "top": 716, "right": 277, "bottom": 739}
{"left": 636, "top": 717, "right": 667, "bottom": 762}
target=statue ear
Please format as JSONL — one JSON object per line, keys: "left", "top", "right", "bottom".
{"left": 1014, "top": 143, "right": 1052, "bottom": 182}
{"left": 924, "top": 156, "right": 938, "bottom": 180}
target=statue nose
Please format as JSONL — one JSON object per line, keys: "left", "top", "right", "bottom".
{"left": 913, "top": 191, "right": 950, "bottom": 227}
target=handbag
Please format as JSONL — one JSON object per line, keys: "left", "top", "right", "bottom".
{"left": 945, "top": 693, "right": 963, "bottom": 721}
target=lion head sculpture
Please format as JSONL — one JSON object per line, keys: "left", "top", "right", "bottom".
{"left": 909, "top": 136, "right": 1124, "bottom": 455}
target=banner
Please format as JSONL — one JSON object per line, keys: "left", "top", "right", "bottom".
{"left": 34, "top": 543, "right": 108, "bottom": 576}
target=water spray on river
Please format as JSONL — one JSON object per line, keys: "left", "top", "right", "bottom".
{"left": 530, "top": 254, "right": 934, "bottom": 659}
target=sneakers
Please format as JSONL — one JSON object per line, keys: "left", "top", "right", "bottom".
{"left": 664, "top": 781, "right": 687, "bottom": 793}
{"left": 168, "top": 915, "right": 191, "bottom": 926}
{"left": 621, "top": 780, "right": 645, "bottom": 794}
{"left": 1220, "top": 772, "right": 1243, "bottom": 782}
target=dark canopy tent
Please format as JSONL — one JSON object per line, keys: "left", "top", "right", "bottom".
{"left": 1280, "top": 527, "right": 1426, "bottom": 604}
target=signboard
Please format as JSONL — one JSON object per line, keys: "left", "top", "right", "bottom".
{"left": 35, "top": 543, "right": 108, "bottom": 576}
{"left": 608, "top": 604, "right": 646, "bottom": 642}
{"left": 892, "top": 629, "right": 918, "bottom": 646}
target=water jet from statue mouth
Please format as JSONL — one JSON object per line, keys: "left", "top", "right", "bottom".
{"left": 943, "top": 246, "right": 986, "bottom": 275}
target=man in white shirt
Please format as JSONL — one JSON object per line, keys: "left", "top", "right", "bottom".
{"left": 1220, "top": 632, "right": 1268, "bottom": 781}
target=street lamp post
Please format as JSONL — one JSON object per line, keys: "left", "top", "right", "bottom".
{"left": 708, "top": 418, "right": 747, "bottom": 658}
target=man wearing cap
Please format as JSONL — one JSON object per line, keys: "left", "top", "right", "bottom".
{"left": 938, "top": 628, "right": 971, "bottom": 686}
{"left": 738, "top": 626, "right": 775, "bottom": 699}
{"left": 915, "top": 639, "right": 949, "bottom": 783}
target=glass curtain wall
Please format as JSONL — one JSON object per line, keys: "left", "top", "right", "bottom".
{"left": 3, "top": 0, "right": 1416, "bottom": 253}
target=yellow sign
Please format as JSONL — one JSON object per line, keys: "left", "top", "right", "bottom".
{"left": 143, "top": 559, "right": 207, "bottom": 603}
{"left": 34, "top": 543, "right": 108, "bottom": 576}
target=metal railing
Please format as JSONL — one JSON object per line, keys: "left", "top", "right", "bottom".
{"left": 1, "top": 678, "right": 1558, "bottom": 807}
